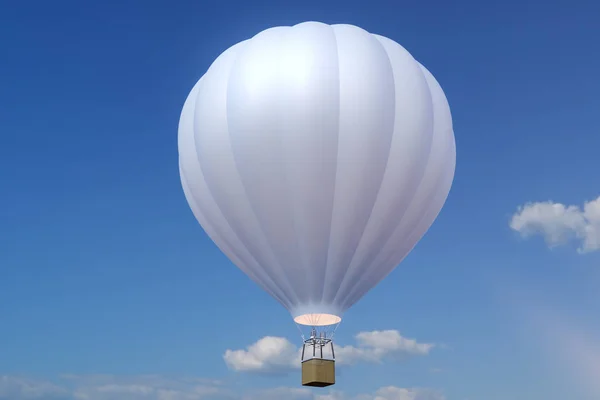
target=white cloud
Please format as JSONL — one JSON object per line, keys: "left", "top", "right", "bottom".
{"left": 510, "top": 196, "right": 600, "bottom": 253}
{"left": 224, "top": 330, "right": 434, "bottom": 373}
{"left": 223, "top": 336, "right": 298, "bottom": 372}
{"left": 0, "top": 377, "right": 443, "bottom": 400}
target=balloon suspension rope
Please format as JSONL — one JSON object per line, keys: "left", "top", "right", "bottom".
{"left": 295, "top": 322, "right": 306, "bottom": 342}
{"left": 295, "top": 320, "right": 342, "bottom": 361}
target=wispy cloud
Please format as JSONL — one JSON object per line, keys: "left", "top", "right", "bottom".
{"left": 223, "top": 330, "right": 434, "bottom": 373}
{"left": 499, "top": 282, "right": 600, "bottom": 400}
{"left": 353, "top": 386, "right": 444, "bottom": 400}
{"left": 0, "top": 376, "right": 70, "bottom": 400}
{"left": 522, "top": 305, "right": 600, "bottom": 398}
{"left": 510, "top": 196, "right": 600, "bottom": 253}
{"left": 248, "top": 386, "right": 446, "bottom": 400}
{"left": 0, "top": 375, "right": 233, "bottom": 400}
{"left": 0, "top": 375, "right": 443, "bottom": 400}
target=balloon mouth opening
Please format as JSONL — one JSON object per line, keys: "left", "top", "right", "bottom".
{"left": 294, "top": 313, "right": 342, "bottom": 326}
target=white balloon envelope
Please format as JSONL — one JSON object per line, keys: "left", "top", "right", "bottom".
{"left": 178, "top": 21, "right": 455, "bottom": 329}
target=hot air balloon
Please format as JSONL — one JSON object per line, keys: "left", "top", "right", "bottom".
{"left": 178, "top": 21, "right": 455, "bottom": 387}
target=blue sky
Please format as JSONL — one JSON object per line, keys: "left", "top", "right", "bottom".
{"left": 1, "top": 0, "right": 599, "bottom": 399}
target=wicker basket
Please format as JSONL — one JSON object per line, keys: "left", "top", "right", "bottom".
{"left": 301, "top": 358, "right": 335, "bottom": 387}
